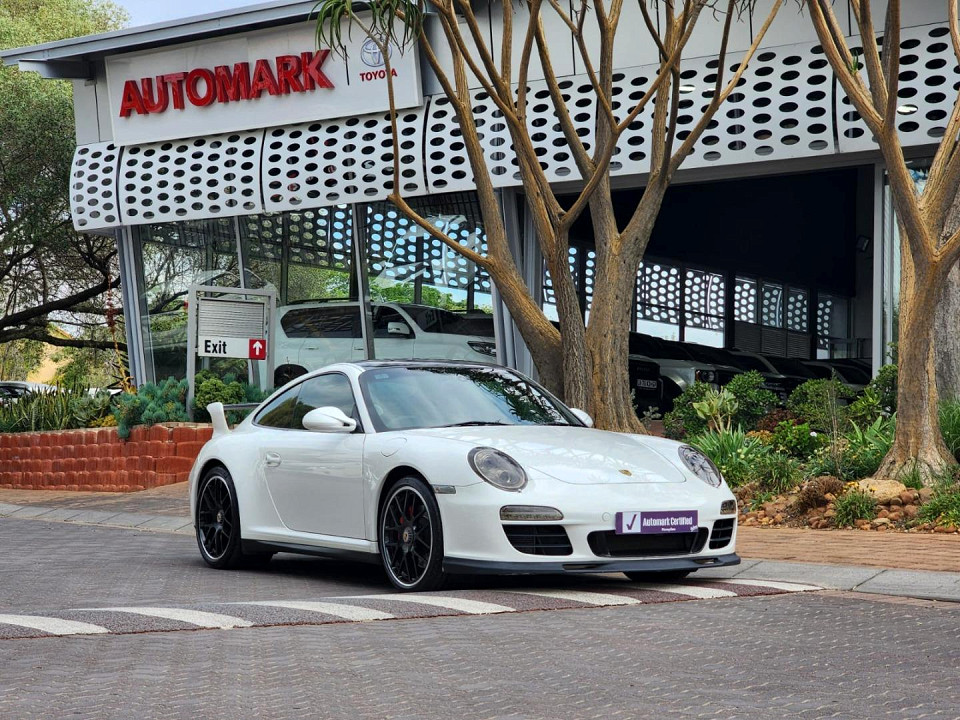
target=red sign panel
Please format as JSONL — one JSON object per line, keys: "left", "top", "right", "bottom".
{"left": 249, "top": 339, "right": 266, "bottom": 360}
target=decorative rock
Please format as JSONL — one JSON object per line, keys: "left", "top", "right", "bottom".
{"left": 903, "top": 504, "right": 919, "bottom": 519}
{"left": 934, "top": 525, "right": 958, "bottom": 534}
{"left": 919, "top": 488, "right": 934, "bottom": 503}
{"left": 877, "top": 508, "right": 890, "bottom": 519}
{"left": 900, "top": 491, "right": 917, "bottom": 505}
{"left": 823, "top": 493, "right": 836, "bottom": 502}
{"left": 870, "top": 517, "right": 892, "bottom": 528}
{"left": 889, "top": 497, "right": 903, "bottom": 507}
{"left": 887, "top": 511, "right": 902, "bottom": 522}
{"left": 858, "top": 477, "right": 909, "bottom": 504}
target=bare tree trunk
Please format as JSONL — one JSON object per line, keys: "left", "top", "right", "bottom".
{"left": 935, "top": 263, "right": 960, "bottom": 402}
{"left": 585, "top": 247, "right": 645, "bottom": 433}
{"left": 935, "top": 194, "right": 960, "bottom": 401}
{"left": 878, "top": 244, "right": 955, "bottom": 481}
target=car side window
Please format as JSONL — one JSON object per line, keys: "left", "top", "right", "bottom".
{"left": 373, "top": 307, "right": 411, "bottom": 339}
{"left": 255, "top": 386, "right": 302, "bottom": 429}
{"left": 281, "top": 307, "right": 361, "bottom": 339}
{"left": 294, "top": 374, "right": 360, "bottom": 429}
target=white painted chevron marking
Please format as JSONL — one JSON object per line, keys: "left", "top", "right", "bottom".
{"left": 99, "top": 607, "right": 252, "bottom": 629}
{"left": 349, "top": 594, "right": 514, "bottom": 615}
{"left": 244, "top": 600, "right": 394, "bottom": 621}
{"left": 717, "top": 579, "right": 822, "bottom": 592}
{"left": 506, "top": 589, "right": 642, "bottom": 606}
{"left": 632, "top": 583, "right": 737, "bottom": 599}
{"left": 0, "top": 614, "right": 110, "bottom": 636}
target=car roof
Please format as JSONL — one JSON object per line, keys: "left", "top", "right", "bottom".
{"left": 352, "top": 359, "right": 501, "bottom": 370}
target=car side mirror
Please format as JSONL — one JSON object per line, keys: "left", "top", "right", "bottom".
{"left": 387, "top": 321, "right": 412, "bottom": 337}
{"left": 302, "top": 406, "right": 357, "bottom": 433}
{"left": 570, "top": 408, "right": 594, "bottom": 428}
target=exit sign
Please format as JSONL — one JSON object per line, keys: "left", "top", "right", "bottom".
{"left": 198, "top": 336, "right": 266, "bottom": 359}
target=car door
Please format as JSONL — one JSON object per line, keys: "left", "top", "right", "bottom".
{"left": 257, "top": 373, "right": 366, "bottom": 538}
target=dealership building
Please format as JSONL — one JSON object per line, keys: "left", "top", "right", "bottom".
{"left": 0, "top": 0, "right": 951, "bottom": 394}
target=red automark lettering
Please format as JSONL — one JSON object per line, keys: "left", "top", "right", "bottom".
{"left": 118, "top": 51, "right": 336, "bottom": 117}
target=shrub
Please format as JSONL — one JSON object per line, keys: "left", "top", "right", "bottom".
{"left": 192, "top": 372, "right": 270, "bottom": 423}
{"left": 939, "top": 399, "right": 960, "bottom": 462}
{"left": 663, "top": 381, "right": 712, "bottom": 439}
{"left": 772, "top": 420, "right": 825, "bottom": 458}
{"left": 755, "top": 408, "right": 797, "bottom": 433}
{"left": 787, "top": 378, "right": 854, "bottom": 433}
{"left": 724, "top": 371, "right": 779, "bottom": 430}
{"left": 0, "top": 387, "right": 113, "bottom": 433}
{"left": 751, "top": 452, "right": 803, "bottom": 495}
{"left": 692, "top": 387, "right": 738, "bottom": 432}
{"left": 843, "top": 415, "right": 895, "bottom": 480}
{"left": 112, "top": 378, "right": 189, "bottom": 439}
{"left": 870, "top": 364, "right": 898, "bottom": 414}
{"left": 687, "top": 428, "right": 771, "bottom": 487}
{"left": 833, "top": 489, "right": 877, "bottom": 527}
{"left": 791, "top": 475, "right": 845, "bottom": 513}
{"left": 918, "top": 480, "right": 960, "bottom": 527}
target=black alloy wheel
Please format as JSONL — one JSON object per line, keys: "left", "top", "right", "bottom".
{"left": 379, "top": 477, "right": 445, "bottom": 591}
{"left": 196, "top": 467, "right": 264, "bottom": 569}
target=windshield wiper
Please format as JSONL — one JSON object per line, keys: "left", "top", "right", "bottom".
{"left": 437, "top": 420, "right": 512, "bottom": 428}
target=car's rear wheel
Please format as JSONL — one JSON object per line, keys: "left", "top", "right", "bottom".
{"left": 379, "top": 477, "right": 445, "bottom": 592}
{"left": 624, "top": 570, "right": 693, "bottom": 582}
{"left": 197, "top": 466, "right": 267, "bottom": 569}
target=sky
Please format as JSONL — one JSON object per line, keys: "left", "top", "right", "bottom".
{"left": 118, "top": 0, "right": 257, "bottom": 27}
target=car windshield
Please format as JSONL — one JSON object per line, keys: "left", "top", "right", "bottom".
{"left": 764, "top": 357, "right": 817, "bottom": 377}
{"left": 359, "top": 365, "right": 578, "bottom": 431}
{"left": 398, "top": 305, "right": 493, "bottom": 337}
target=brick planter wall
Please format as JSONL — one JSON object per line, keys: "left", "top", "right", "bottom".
{"left": 0, "top": 424, "right": 213, "bottom": 492}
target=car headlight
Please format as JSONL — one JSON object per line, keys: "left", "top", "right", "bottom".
{"left": 695, "top": 369, "right": 717, "bottom": 384}
{"left": 468, "top": 447, "right": 527, "bottom": 491}
{"left": 678, "top": 445, "right": 723, "bottom": 488}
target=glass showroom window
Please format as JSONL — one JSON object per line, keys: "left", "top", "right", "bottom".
{"left": 239, "top": 206, "right": 358, "bottom": 387}
{"left": 359, "top": 192, "right": 498, "bottom": 364}
{"left": 636, "top": 260, "right": 681, "bottom": 341}
{"left": 684, "top": 267, "right": 725, "bottom": 347}
{"left": 135, "top": 218, "right": 240, "bottom": 382}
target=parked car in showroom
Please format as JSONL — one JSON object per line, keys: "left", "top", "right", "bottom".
{"left": 189, "top": 361, "right": 740, "bottom": 591}
{"left": 629, "top": 333, "right": 741, "bottom": 413}
{"left": 273, "top": 301, "right": 497, "bottom": 386}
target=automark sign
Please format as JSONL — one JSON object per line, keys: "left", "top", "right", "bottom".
{"left": 105, "top": 19, "right": 422, "bottom": 145}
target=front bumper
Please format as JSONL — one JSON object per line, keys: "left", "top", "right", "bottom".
{"left": 444, "top": 552, "right": 740, "bottom": 575}
{"left": 436, "top": 476, "right": 739, "bottom": 569}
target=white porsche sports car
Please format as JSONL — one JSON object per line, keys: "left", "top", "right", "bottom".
{"left": 189, "top": 361, "right": 740, "bottom": 591}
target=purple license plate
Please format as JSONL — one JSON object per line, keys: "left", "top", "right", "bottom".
{"left": 615, "top": 510, "right": 698, "bottom": 535}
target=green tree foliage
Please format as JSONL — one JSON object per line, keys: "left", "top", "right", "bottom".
{"left": 0, "top": 337, "right": 45, "bottom": 379}
{"left": 0, "top": 1, "right": 127, "bottom": 351}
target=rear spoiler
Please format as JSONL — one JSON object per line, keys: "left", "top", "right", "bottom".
{"left": 207, "top": 402, "right": 231, "bottom": 437}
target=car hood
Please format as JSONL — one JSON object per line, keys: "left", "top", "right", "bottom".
{"left": 404, "top": 425, "right": 686, "bottom": 484}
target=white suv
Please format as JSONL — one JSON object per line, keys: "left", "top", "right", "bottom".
{"left": 272, "top": 301, "right": 497, "bottom": 386}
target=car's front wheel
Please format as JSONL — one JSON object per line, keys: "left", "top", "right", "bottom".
{"left": 196, "top": 466, "right": 270, "bottom": 569}
{"left": 379, "top": 476, "right": 445, "bottom": 592}
{"left": 624, "top": 570, "right": 693, "bottom": 582}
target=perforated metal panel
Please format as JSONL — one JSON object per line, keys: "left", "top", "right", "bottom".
{"left": 67, "top": 22, "right": 957, "bottom": 232}
{"left": 636, "top": 261, "right": 681, "bottom": 325}
{"left": 70, "top": 142, "right": 121, "bottom": 230}
{"left": 676, "top": 44, "right": 835, "bottom": 168}
{"left": 364, "top": 202, "right": 490, "bottom": 294}
{"left": 685, "top": 268, "right": 725, "bottom": 330}
{"left": 734, "top": 278, "right": 758, "bottom": 323}
{"left": 839, "top": 24, "right": 959, "bottom": 151}
{"left": 262, "top": 110, "right": 428, "bottom": 212}
{"left": 119, "top": 131, "right": 264, "bottom": 224}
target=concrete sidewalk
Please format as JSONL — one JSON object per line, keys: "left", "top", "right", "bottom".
{"left": 2, "top": 484, "right": 958, "bottom": 602}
